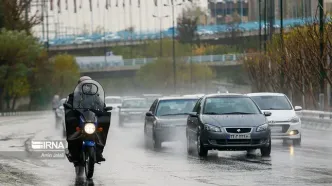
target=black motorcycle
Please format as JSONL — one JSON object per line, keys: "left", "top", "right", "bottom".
{"left": 64, "top": 80, "right": 112, "bottom": 179}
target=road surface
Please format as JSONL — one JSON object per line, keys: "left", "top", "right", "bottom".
{"left": 0, "top": 113, "right": 332, "bottom": 186}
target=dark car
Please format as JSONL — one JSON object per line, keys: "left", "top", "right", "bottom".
{"left": 144, "top": 96, "right": 200, "bottom": 148}
{"left": 118, "top": 98, "right": 150, "bottom": 126}
{"left": 186, "top": 94, "right": 272, "bottom": 157}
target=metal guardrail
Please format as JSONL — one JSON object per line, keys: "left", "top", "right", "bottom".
{"left": 299, "top": 110, "right": 332, "bottom": 131}
{"left": 78, "top": 54, "right": 245, "bottom": 71}
{"left": 0, "top": 110, "right": 51, "bottom": 117}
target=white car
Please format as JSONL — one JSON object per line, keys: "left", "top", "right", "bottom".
{"left": 247, "top": 92, "right": 302, "bottom": 145}
{"left": 105, "top": 96, "right": 122, "bottom": 112}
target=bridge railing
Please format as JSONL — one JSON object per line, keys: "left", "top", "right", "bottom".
{"left": 78, "top": 54, "right": 245, "bottom": 70}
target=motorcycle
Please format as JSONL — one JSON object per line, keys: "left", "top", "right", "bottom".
{"left": 64, "top": 80, "right": 112, "bottom": 179}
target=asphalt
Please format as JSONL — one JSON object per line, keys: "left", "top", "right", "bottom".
{"left": 0, "top": 112, "right": 332, "bottom": 186}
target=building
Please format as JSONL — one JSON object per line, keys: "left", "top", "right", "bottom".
{"left": 208, "top": 0, "right": 332, "bottom": 24}
{"left": 207, "top": 0, "right": 249, "bottom": 24}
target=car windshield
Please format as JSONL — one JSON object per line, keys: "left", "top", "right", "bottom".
{"left": 105, "top": 98, "right": 122, "bottom": 104}
{"left": 250, "top": 95, "right": 292, "bottom": 110}
{"left": 203, "top": 97, "right": 261, "bottom": 115}
{"left": 156, "top": 99, "right": 198, "bottom": 116}
{"left": 122, "top": 99, "right": 147, "bottom": 108}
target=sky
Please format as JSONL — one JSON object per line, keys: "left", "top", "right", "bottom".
{"left": 32, "top": 0, "right": 209, "bottom": 39}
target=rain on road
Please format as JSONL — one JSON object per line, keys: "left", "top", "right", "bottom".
{"left": 0, "top": 113, "right": 332, "bottom": 186}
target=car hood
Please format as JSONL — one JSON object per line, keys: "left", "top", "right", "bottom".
{"left": 120, "top": 108, "right": 148, "bottom": 113}
{"left": 156, "top": 115, "right": 188, "bottom": 126}
{"left": 202, "top": 114, "right": 267, "bottom": 127}
{"left": 261, "top": 110, "right": 296, "bottom": 122}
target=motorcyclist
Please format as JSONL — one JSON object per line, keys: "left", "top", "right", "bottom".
{"left": 64, "top": 76, "right": 106, "bottom": 164}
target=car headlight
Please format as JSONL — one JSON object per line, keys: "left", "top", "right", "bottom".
{"left": 290, "top": 116, "right": 300, "bottom": 123}
{"left": 84, "top": 123, "right": 96, "bottom": 134}
{"left": 204, "top": 124, "right": 221, "bottom": 132}
{"left": 256, "top": 123, "right": 268, "bottom": 132}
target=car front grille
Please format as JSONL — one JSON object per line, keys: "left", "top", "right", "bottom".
{"left": 225, "top": 128, "right": 252, "bottom": 133}
{"left": 269, "top": 124, "right": 290, "bottom": 133}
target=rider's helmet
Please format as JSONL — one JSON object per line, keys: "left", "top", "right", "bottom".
{"left": 78, "top": 76, "right": 92, "bottom": 84}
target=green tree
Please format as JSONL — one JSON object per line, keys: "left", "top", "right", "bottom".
{"left": 0, "top": 29, "right": 42, "bottom": 110}
{"left": 51, "top": 54, "right": 80, "bottom": 98}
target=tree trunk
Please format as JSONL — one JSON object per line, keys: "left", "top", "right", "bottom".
{"left": 11, "top": 95, "right": 17, "bottom": 111}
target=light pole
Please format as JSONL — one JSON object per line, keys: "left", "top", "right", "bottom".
{"left": 164, "top": 0, "right": 182, "bottom": 93}
{"left": 153, "top": 14, "right": 169, "bottom": 57}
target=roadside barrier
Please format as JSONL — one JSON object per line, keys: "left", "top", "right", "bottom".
{"left": 0, "top": 110, "right": 51, "bottom": 117}
{"left": 299, "top": 110, "right": 332, "bottom": 131}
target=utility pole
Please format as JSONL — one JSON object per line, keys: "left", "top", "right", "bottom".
{"left": 164, "top": 0, "right": 182, "bottom": 93}
{"left": 263, "top": 0, "right": 267, "bottom": 53}
{"left": 153, "top": 14, "right": 169, "bottom": 57}
{"left": 0, "top": 0, "right": 4, "bottom": 29}
{"left": 319, "top": 0, "right": 325, "bottom": 110}
{"left": 259, "top": 0, "right": 262, "bottom": 51}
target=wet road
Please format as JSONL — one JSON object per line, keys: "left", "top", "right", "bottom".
{"left": 0, "top": 113, "right": 332, "bottom": 186}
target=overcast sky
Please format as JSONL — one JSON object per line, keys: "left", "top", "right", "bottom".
{"left": 32, "top": 0, "right": 209, "bottom": 39}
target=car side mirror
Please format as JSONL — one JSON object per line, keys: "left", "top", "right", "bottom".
{"left": 264, "top": 111, "right": 272, "bottom": 117}
{"left": 189, "top": 112, "right": 198, "bottom": 117}
{"left": 105, "top": 106, "right": 113, "bottom": 111}
{"left": 294, "top": 106, "right": 302, "bottom": 111}
{"left": 63, "top": 103, "right": 72, "bottom": 109}
{"left": 59, "top": 106, "right": 64, "bottom": 110}
{"left": 117, "top": 105, "right": 121, "bottom": 109}
{"left": 146, "top": 111, "right": 153, "bottom": 117}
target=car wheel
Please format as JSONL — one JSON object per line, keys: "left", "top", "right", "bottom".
{"left": 197, "top": 133, "right": 208, "bottom": 157}
{"left": 293, "top": 136, "right": 301, "bottom": 146}
{"left": 187, "top": 136, "right": 194, "bottom": 154}
{"left": 260, "top": 137, "right": 271, "bottom": 157}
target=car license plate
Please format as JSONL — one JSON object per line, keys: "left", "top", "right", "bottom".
{"left": 270, "top": 126, "right": 282, "bottom": 132}
{"left": 229, "top": 134, "right": 251, "bottom": 139}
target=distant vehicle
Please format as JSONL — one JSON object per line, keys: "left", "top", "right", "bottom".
{"left": 186, "top": 94, "right": 272, "bottom": 157}
{"left": 55, "top": 98, "right": 67, "bottom": 137}
{"left": 101, "top": 34, "right": 121, "bottom": 41}
{"left": 118, "top": 98, "right": 150, "bottom": 126}
{"left": 144, "top": 96, "right": 199, "bottom": 148}
{"left": 143, "top": 94, "right": 163, "bottom": 107}
{"left": 247, "top": 92, "right": 302, "bottom": 145}
{"left": 105, "top": 96, "right": 122, "bottom": 112}
{"left": 73, "top": 37, "right": 92, "bottom": 44}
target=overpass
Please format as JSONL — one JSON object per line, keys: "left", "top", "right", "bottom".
{"left": 79, "top": 54, "right": 245, "bottom": 79}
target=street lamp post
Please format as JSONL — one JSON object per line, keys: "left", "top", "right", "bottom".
{"left": 164, "top": 0, "right": 182, "bottom": 93}
{"left": 153, "top": 14, "right": 169, "bottom": 57}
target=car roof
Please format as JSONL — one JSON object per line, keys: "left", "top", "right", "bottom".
{"left": 122, "top": 97, "right": 145, "bottom": 101}
{"left": 246, "top": 92, "right": 286, "bottom": 97}
{"left": 143, "top": 94, "right": 162, "bottom": 97}
{"left": 182, "top": 94, "right": 205, "bottom": 97}
{"left": 204, "top": 93, "right": 247, "bottom": 98}
{"left": 105, "top": 96, "right": 121, "bottom": 99}
{"left": 158, "top": 96, "right": 200, "bottom": 101}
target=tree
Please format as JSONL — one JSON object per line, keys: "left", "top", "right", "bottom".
{"left": 177, "top": 15, "right": 199, "bottom": 44}
{"left": 51, "top": 54, "right": 80, "bottom": 98}
{"left": 0, "top": 29, "right": 42, "bottom": 110}
{"left": 1, "top": 0, "right": 41, "bottom": 33}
